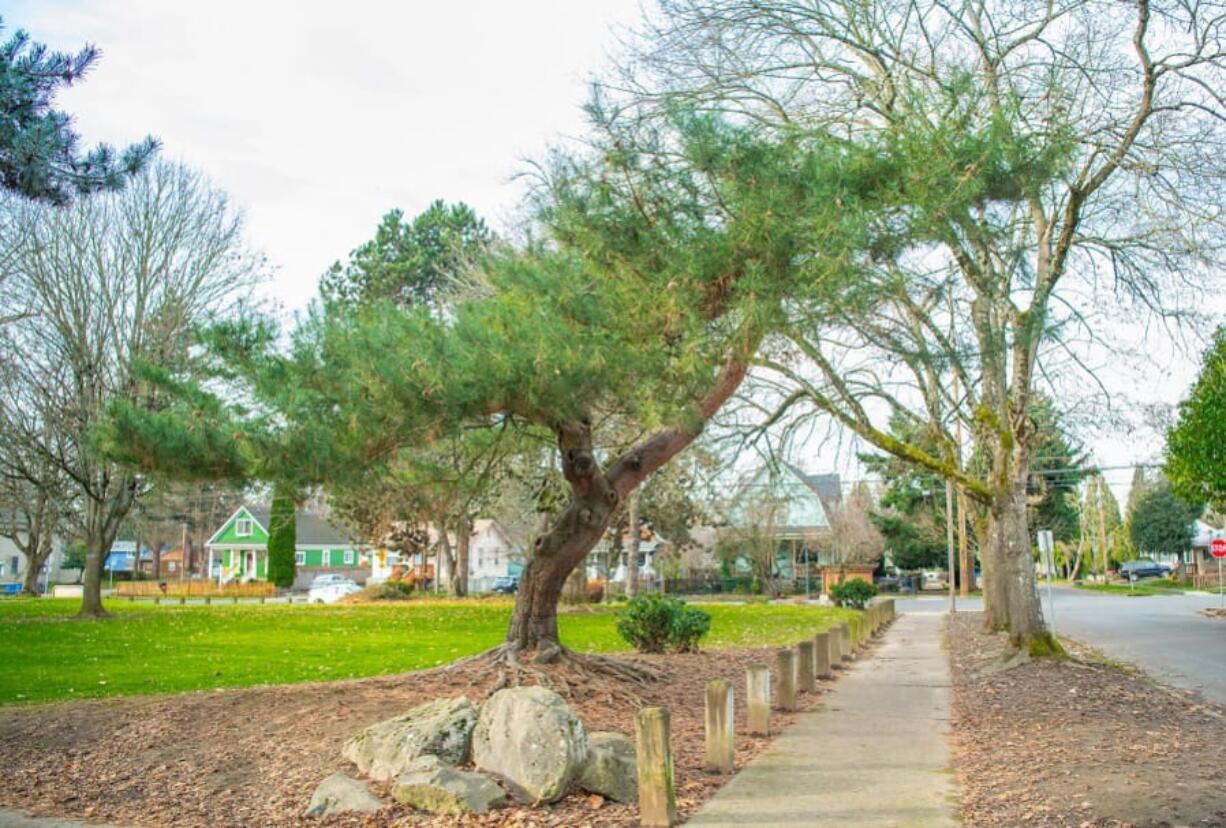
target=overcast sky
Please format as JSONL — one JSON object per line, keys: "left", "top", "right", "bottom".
{"left": 10, "top": 1, "right": 1215, "bottom": 503}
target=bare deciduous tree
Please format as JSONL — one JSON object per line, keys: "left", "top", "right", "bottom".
{"left": 0, "top": 162, "right": 262, "bottom": 616}
{"left": 622, "top": 0, "right": 1226, "bottom": 648}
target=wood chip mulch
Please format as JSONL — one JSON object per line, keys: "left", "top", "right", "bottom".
{"left": 0, "top": 646, "right": 832, "bottom": 827}
{"left": 949, "top": 611, "right": 1226, "bottom": 828}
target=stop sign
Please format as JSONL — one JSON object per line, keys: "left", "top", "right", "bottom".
{"left": 1211, "top": 538, "right": 1226, "bottom": 559}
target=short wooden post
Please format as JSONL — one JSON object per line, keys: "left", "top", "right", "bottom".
{"left": 178, "top": 596, "right": 185, "bottom": 606}
{"left": 259, "top": 596, "right": 266, "bottom": 605}
{"left": 153, "top": 597, "right": 160, "bottom": 605}
{"left": 746, "top": 664, "right": 771, "bottom": 736}
{"left": 704, "top": 679, "right": 735, "bottom": 774}
{"left": 636, "top": 707, "right": 678, "bottom": 827}
{"left": 814, "top": 631, "right": 833, "bottom": 679}
{"left": 204, "top": 596, "right": 211, "bottom": 605}
{"left": 850, "top": 616, "right": 862, "bottom": 652}
{"left": 839, "top": 624, "right": 853, "bottom": 663}
{"left": 776, "top": 649, "right": 797, "bottom": 711}
{"left": 796, "top": 640, "right": 816, "bottom": 693}
{"left": 828, "top": 626, "right": 844, "bottom": 669}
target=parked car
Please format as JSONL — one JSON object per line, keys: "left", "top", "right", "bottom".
{"left": 1119, "top": 559, "right": 1168, "bottom": 581}
{"left": 490, "top": 576, "right": 519, "bottom": 595}
{"left": 308, "top": 575, "right": 361, "bottom": 604}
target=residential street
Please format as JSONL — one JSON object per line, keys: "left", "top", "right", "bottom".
{"left": 897, "top": 586, "right": 1226, "bottom": 705}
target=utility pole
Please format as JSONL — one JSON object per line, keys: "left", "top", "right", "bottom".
{"left": 945, "top": 479, "right": 956, "bottom": 613}
{"left": 180, "top": 522, "right": 189, "bottom": 583}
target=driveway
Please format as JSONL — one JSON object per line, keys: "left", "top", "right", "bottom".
{"left": 895, "top": 587, "right": 1226, "bottom": 706}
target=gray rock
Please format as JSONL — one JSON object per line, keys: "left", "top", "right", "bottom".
{"left": 471, "top": 686, "right": 588, "bottom": 804}
{"left": 579, "top": 731, "right": 638, "bottom": 803}
{"left": 391, "top": 755, "right": 507, "bottom": 816}
{"left": 304, "top": 773, "right": 383, "bottom": 818}
{"left": 342, "top": 696, "right": 478, "bottom": 781}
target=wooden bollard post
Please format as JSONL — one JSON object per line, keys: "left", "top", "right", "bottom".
{"left": 850, "top": 616, "right": 862, "bottom": 651}
{"left": 839, "top": 624, "right": 853, "bottom": 663}
{"left": 796, "top": 640, "right": 816, "bottom": 693}
{"left": 704, "top": 679, "right": 734, "bottom": 774}
{"left": 204, "top": 596, "right": 211, "bottom": 605}
{"left": 232, "top": 595, "right": 239, "bottom": 605}
{"left": 828, "top": 626, "right": 844, "bottom": 669}
{"left": 776, "top": 649, "right": 797, "bottom": 711}
{"left": 746, "top": 664, "right": 771, "bottom": 736}
{"left": 178, "top": 596, "right": 185, "bottom": 606}
{"left": 814, "top": 631, "right": 833, "bottom": 679}
{"left": 636, "top": 706, "right": 678, "bottom": 827}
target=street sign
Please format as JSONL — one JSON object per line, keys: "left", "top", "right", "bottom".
{"left": 1211, "top": 538, "right": 1226, "bottom": 559}
{"left": 1036, "top": 529, "right": 1056, "bottom": 637}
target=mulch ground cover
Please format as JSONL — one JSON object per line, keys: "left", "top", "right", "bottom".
{"left": 0, "top": 645, "right": 831, "bottom": 827}
{"left": 949, "top": 611, "right": 1226, "bottom": 828}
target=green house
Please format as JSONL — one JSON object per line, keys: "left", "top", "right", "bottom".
{"left": 206, "top": 505, "right": 368, "bottom": 587}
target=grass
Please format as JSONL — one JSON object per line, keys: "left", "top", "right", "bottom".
{"left": 0, "top": 597, "right": 857, "bottom": 705}
{"left": 1073, "top": 578, "right": 1186, "bottom": 596}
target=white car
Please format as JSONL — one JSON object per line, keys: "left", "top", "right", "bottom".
{"left": 308, "top": 576, "right": 361, "bottom": 604}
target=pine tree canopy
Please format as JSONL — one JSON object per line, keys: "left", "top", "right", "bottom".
{"left": 0, "top": 17, "right": 158, "bottom": 204}
{"left": 1167, "top": 328, "right": 1226, "bottom": 511}
{"left": 101, "top": 110, "right": 895, "bottom": 492}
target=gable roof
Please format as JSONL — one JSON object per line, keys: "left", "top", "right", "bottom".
{"left": 245, "top": 506, "right": 362, "bottom": 547}
{"left": 796, "top": 469, "right": 843, "bottom": 511}
{"left": 207, "top": 505, "right": 364, "bottom": 547}
{"left": 726, "top": 464, "right": 833, "bottom": 537}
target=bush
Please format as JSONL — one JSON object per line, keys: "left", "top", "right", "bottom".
{"left": 616, "top": 594, "right": 712, "bottom": 653}
{"left": 829, "top": 577, "right": 877, "bottom": 609}
{"left": 586, "top": 581, "right": 605, "bottom": 604}
{"left": 356, "top": 581, "right": 414, "bottom": 602}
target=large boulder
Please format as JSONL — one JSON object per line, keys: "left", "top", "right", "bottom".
{"left": 342, "top": 696, "right": 478, "bottom": 780}
{"left": 391, "top": 755, "right": 507, "bottom": 816}
{"left": 471, "top": 686, "right": 588, "bottom": 803}
{"left": 304, "top": 773, "right": 383, "bottom": 818}
{"left": 579, "top": 731, "right": 638, "bottom": 803}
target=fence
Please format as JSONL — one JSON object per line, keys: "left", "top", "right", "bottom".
{"left": 115, "top": 580, "right": 275, "bottom": 598}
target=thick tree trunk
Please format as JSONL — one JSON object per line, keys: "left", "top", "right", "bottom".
{"left": 79, "top": 525, "right": 116, "bottom": 619}
{"left": 504, "top": 351, "right": 750, "bottom": 658}
{"left": 626, "top": 491, "right": 640, "bottom": 599}
{"left": 998, "top": 478, "right": 1048, "bottom": 649}
{"left": 981, "top": 515, "right": 1009, "bottom": 631}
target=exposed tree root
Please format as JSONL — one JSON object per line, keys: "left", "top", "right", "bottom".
{"left": 449, "top": 642, "right": 663, "bottom": 705}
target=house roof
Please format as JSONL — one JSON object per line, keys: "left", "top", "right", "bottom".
{"left": 797, "top": 470, "right": 843, "bottom": 510}
{"left": 243, "top": 507, "right": 362, "bottom": 547}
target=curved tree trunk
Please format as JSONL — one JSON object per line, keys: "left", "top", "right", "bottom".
{"left": 505, "top": 352, "right": 751, "bottom": 658}
{"left": 454, "top": 514, "right": 471, "bottom": 597}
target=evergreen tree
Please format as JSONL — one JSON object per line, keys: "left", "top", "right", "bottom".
{"left": 0, "top": 17, "right": 157, "bottom": 203}
{"left": 266, "top": 484, "right": 296, "bottom": 588}
{"left": 1129, "top": 478, "right": 1200, "bottom": 560}
{"left": 1167, "top": 328, "right": 1226, "bottom": 511}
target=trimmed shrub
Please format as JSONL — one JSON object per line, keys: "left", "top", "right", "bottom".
{"left": 266, "top": 485, "right": 296, "bottom": 588}
{"left": 616, "top": 593, "right": 712, "bottom": 653}
{"left": 830, "top": 577, "right": 878, "bottom": 609}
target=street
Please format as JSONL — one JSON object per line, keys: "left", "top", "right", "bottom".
{"left": 896, "top": 586, "right": 1226, "bottom": 706}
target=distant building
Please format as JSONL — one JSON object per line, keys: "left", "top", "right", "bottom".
{"left": 205, "top": 505, "right": 369, "bottom": 589}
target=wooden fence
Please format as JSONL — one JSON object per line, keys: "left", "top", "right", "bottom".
{"left": 115, "top": 580, "right": 276, "bottom": 598}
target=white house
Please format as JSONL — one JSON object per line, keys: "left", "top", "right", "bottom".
{"left": 465, "top": 519, "right": 522, "bottom": 593}
{"left": 0, "top": 513, "right": 68, "bottom": 590}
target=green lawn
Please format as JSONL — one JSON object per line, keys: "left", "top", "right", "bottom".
{"left": 1073, "top": 578, "right": 1186, "bottom": 596}
{"left": 0, "top": 598, "right": 856, "bottom": 704}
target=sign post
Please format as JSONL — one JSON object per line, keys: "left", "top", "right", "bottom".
{"left": 1210, "top": 537, "right": 1226, "bottom": 610}
{"left": 1037, "top": 530, "right": 1056, "bottom": 637}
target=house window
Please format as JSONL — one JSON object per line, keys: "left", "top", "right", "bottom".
{"left": 168, "top": 562, "right": 177, "bottom": 573}
{"left": 344, "top": 550, "right": 355, "bottom": 565}
{"left": 295, "top": 550, "right": 305, "bottom": 566}
{"left": 236, "top": 518, "right": 253, "bottom": 537}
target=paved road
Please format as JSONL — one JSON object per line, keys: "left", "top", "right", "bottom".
{"left": 688, "top": 612, "right": 957, "bottom": 827}
{"left": 896, "top": 587, "right": 1226, "bottom": 706}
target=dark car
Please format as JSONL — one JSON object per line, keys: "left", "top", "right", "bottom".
{"left": 1119, "top": 559, "right": 1168, "bottom": 581}
{"left": 491, "top": 576, "right": 519, "bottom": 595}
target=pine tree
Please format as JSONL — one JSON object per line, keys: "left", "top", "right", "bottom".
{"left": 0, "top": 17, "right": 157, "bottom": 203}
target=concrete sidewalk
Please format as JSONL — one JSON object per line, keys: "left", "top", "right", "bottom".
{"left": 686, "top": 611, "right": 957, "bottom": 827}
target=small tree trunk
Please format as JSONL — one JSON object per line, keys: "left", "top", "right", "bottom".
{"left": 626, "top": 490, "right": 640, "bottom": 599}
{"left": 79, "top": 525, "right": 116, "bottom": 618}
{"left": 151, "top": 545, "right": 161, "bottom": 580}
{"left": 454, "top": 515, "right": 472, "bottom": 597}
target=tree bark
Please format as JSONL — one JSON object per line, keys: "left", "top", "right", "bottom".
{"left": 626, "top": 490, "right": 641, "bottom": 599}
{"left": 21, "top": 530, "right": 54, "bottom": 595}
{"left": 453, "top": 514, "right": 471, "bottom": 597}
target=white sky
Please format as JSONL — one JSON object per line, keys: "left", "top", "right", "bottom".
{"left": 10, "top": 0, "right": 1217, "bottom": 505}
